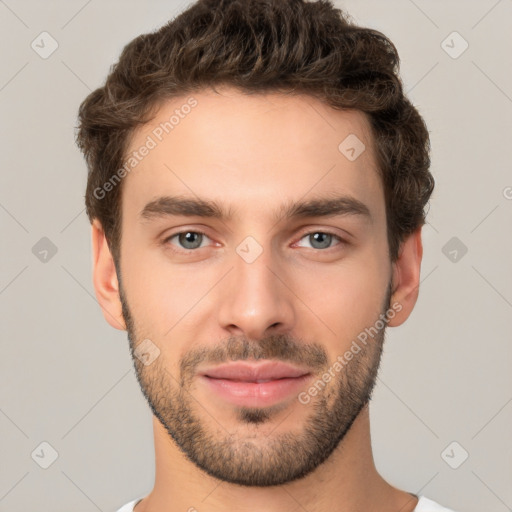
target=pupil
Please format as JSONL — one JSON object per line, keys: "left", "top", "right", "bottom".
{"left": 312, "top": 232, "right": 330, "bottom": 249}
{"left": 181, "top": 232, "right": 201, "bottom": 249}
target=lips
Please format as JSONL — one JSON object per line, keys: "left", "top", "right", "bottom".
{"left": 200, "top": 361, "right": 311, "bottom": 382}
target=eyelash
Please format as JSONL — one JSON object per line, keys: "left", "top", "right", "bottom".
{"left": 162, "top": 229, "right": 346, "bottom": 253}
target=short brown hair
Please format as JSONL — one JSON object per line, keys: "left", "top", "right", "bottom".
{"left": 76, "top": 0, "right": 434, "bottom": 264}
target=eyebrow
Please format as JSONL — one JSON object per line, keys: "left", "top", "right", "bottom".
{"left": 139, "top": 194, "right": 372, "bottom": 225}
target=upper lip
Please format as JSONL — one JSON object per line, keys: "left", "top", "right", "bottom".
{"left": 200, "top": 361, "right": 311, "bottom": 382}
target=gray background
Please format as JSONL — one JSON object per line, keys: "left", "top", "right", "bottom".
{"left": 1, "top": 0, "right": 511, "bottom": 511}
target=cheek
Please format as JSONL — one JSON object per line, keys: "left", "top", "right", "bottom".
{"left": 298, "top": 248, "right": 389, "bottom": 344}
{"left": 119, "top": 240, "right": 208, "bottom": 335}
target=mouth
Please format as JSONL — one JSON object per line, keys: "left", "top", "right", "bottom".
{"left": 199, "top": 361, "right": 312, "bottom": 407}
{"left": 200, "top": 360, "right": 311, "bottom": 381}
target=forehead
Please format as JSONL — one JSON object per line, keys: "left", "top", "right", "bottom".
{"left": 121, "top": 86, "right": 384, "bottom": 222}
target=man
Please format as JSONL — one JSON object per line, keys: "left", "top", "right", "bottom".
{"left": 76, "top": 0, "right": 458, "bottom": 510}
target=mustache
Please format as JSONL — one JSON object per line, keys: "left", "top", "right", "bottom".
{"left": 178, "top": 333, "right": 328, "bottom": 384}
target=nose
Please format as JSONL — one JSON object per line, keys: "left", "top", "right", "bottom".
{"left": 217, "top": 242, "right": 296, "bottom": 341}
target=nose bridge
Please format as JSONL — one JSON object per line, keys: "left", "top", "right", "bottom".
{"left": 217, "top": 235, "right": 295, "bottom": 339}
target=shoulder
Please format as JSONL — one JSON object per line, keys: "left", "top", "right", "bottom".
{"left": 116, "top": 498, "right": 141, "bottom": 512}
{"left": 415, "top": 495, "right": 459, "bottom": 511}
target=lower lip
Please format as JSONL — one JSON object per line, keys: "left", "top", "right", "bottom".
{"left": 200, "top": 374, "right": 311, "bottom": 407}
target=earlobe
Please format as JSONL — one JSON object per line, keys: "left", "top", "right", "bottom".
{"left": 387, "top": 226, "right": 423, "bottom": 327}
{"left": 91, "top": 220, "right": 126, "bottom": 331}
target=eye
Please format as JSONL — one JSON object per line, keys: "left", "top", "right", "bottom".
{"left": 163, "top": 229, "right": 346, "bottom": 253}
{"left": 164, "top": 230, "right": 211, "bottom": 251}
{"left": 295, "top": 231, "right": 344, "bottom": 250}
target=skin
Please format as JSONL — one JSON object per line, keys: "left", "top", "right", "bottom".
{"left": 91, "top": 86, "right": 423, "bottom": 512}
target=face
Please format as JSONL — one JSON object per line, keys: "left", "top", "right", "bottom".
{"left": 116, "top": 87, "right": 395, "bottom": 486}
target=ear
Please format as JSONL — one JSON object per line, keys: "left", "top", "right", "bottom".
{"left": 387, "top": 226, "right": 423, "bottom": 327}
{"left": 91, "top": 220, "right": 126, "bottom": 331}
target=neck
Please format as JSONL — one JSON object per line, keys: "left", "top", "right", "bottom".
{"left": 135, "top": 405, "right": 418, "bottom": 512}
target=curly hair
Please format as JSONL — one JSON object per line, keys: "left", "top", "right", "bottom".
{"left": 76, "top": 0, "right": 434, "bottom": 264}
